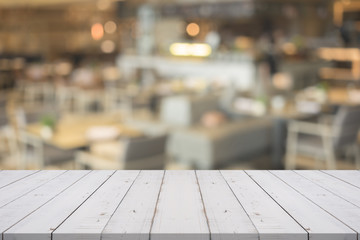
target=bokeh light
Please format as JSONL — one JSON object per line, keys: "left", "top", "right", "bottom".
{"left": 91, "top": 23, "right": 104, "bottom": 40}
{"left": 101, "top": 40, "right": 115, "bottom": 53}
{"left": 104, "top": 21, "right": 117, "bottom": 34}
{"left": 169, "top": 43, "right": 212, "bottom": 57}
{"left": 186, "top": 23, "right": 200, "bottom": 37}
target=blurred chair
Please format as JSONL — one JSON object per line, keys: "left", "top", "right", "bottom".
{"left": 285, "top": 105, "right": 360, "bottom": 169}
{"left": 75, "top": 134, "right": 168, "bottom": 170}
{"left": 104, "top": 88, "right": 129, "bottom": 113}
{"left": 0, "top": 125, "right": 11, "bottom": 162}
{"left": 160, "top": 94, "right": 219, "bottom": 127}
{"left": 74, "top": 88, "right": 106, "bottom": 113}
{"left": 55, "top": 86, "right": 77, "bottom": 113}
{"left": 167, "top": 118, "right": 272, "bottom": 169}
{"left": 3, "top": 103, "right": 27, "bottom": 167}
{"left": 5, "top": 104, "right": 73, "bottom": 169}
{"left": 18, "top": 81, "right": 55, "bottom": 108}
{"left": 2, "top": 106, "right": 43, "bottom": 168}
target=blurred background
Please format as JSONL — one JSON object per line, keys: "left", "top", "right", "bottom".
{"left": 1, "top": 0, "right": 360, "bottom": 170}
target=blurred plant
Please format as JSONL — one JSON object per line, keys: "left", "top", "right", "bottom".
{"left": 40, "top": 115, "right": 56, "bottom": 129}
{"left": 256, "top": 96, "right": 267, "bottom": 105}
{"left": 317, "top": 82, "right": 329, "bottom": 92}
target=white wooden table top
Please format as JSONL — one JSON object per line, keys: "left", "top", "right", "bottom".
{"left": 0, "top": 170, "right": 359, "bottom": 240}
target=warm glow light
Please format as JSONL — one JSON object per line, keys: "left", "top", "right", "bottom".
{"left": 91, "top": 23, "right": 104, "bottom": 40}
{"left": 170, "top": 43, "right": 191, "bottom": 56}
{"left": 235, "top": 36, "right": 253, "bottom": 50}
{"left": 191, "top": 43, "right": 212, "bottom": 57}
{"left": 272, "top": 73, "right": 293, "bottom": 90}
{"left": 101, "top": 40, "right": 115, "bottom": 53}
{"left": 334, "top": 1, "right": 344, "bottom": 26}
{"left": 97, "top": 0, "right": 111, "bottom": 10}
{"left": 318, "top": 48, "right": 360, "bottom": 61}
{"left": 282, "top": 42, "right": 297, "bottom": 55}
{"left": 55, "top": 62, "right": 72, "bottom": 76}
{"left": 169, "top": 43, "right": 212, "bottom": 57}
{"left": 334, "top": 1, "right": 360, "bottom": 26}
{"left": 318, "top": 47, "right": 360, "bottom": 80}
{"left": 104, "top": 21, "right": 117, "bottom": 34}
{"left": 186, "top": 23, "right": 200, "bottom": 37}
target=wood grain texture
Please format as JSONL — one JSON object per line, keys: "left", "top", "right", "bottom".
{"left": 248, "top": 170, "right": 356, "bottom": 240}
{"left": 150, "top": 170, "right": 210, "bottom": 240}
{"left": 272, "top": 170, "right": 360, "bottom": 234}
{"left": 196, "top": 171, "right": 258, "bottom": 240}
{"left": 102, "top": 170, "right": 164, "bottom": 240}
{"left": 221, "top": 170, "right": 307, "bottom": 240}
{"left": 1, "top": 170, "right": 359, "bottom": 240}
{"left": 52, "top": 170, "right": 140, "bottom": 240}
{"left": 322, "top": 170, "right": 360, "bottom": 189}
{"left": 4, "top": 170, "right": 114, "bottom": 240}
{"left": 0, "top": 171, "right": 89, "bottom": 240}
{"left": 0, "top": 170, "right": 38, "bottom": 189}
{"left": 0, "top": 170, "right": 66, "bottom": 208}
{"left": 296, "top": 170, "right": 360, "bottom": 208}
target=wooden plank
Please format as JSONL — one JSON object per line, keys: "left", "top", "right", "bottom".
{"left": 0, "top": 170, "right": 39, "bottom": 189}
{"left": 0, "top": 171, "right": 89, "bottom": 240}
{"left": 322, "top": 170, "right": 360, "bottom": 189}
{"left": 196, "top": 171, "right": 258, "bottom": 240}
{"left": 150, "top": 170, "right": 210, "bottom": 240}
{"left": 296, "top": 171, "right": 360, "bottom": 208}
{"left": 247, "top": 171, "right": 357, "bottom": 240}
{"left": 0, "top": 170, "right": 66, "bottom": 208}
{"left": 102, "top": 170, "right": 164, "bottom": 240}
{"left": 4, "top": 170, "right": 115, "bottom": 240}
{"left": 53, "top": 170, "right": 140, "bottom": 240}
{"left": 221, "top": 170, "right": 307, "bottom": 240}
{"left": 272, "top": 170, "right": 360, "bottom": 234}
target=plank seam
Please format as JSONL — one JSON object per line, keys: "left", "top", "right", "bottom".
{"left": 245, "top": 170, "right": 309, "bottom": 240}
{"left": 148, "top": 170, "right": 166, "bottom": 240}
{"left": 320, "top": 170, "right": 360, "bottom": 190}
{"left": 294, "top": 171, "right": 360, "bottom": 208}
{"left": 100, "top": 170, "right": 142, "bottom": 239}
{"left": 219, "top": 170, "right": 260, "bottom": 239}
{"left": 49, "top": 170, "right": 116, "bottom": 240}
{"left": 269, "top": 171, "right": 359, "bottom": 235}
{"left": 1, "top": 170, "right": 92, "bottom": 240}
{"left": 0, "top": 170, "right": 68, "bottom": 209}
{"left": 0, "top": 170, "right": 41, "bottom": 190}
{"left": 194, "top": 170, "right": 211, "bottom": 239}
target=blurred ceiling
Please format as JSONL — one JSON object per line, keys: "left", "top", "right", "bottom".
{"left": 0, "top": 0, "right": 332, "bottom": 7}
{"left": 0, "top": 0, "right": 94, "bottom": 7}
{"left": 0, "top": 0, "right": 133, "bottom": 8}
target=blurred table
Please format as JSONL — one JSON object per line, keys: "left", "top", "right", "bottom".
{"left": 328, "top": 88, "right": 360, "bottom": 106}
{"left": 25, "top": 113, "right": 142, "bottom": 150}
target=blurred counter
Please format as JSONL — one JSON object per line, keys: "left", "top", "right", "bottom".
{"left": 117, "top": 55, "right": 256, "bottom": 91}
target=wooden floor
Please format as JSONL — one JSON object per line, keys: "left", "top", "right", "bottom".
{"left": 0, "top": 170, "right": 359, "bottom": 240}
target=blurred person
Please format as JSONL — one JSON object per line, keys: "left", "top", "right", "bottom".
{"left": 71, "top": 64, "right": 103, "bottom": 89}
{"left": 258, "top": 33, "right": 281, "bottom": 77}
{"left": 256, "top": 28, "right": 286, "bottom": 100}
{"left": 205, "top": 31, "right": 221, "bottom": 52}
{"left": 25, "top": 63, "right": 47, "bottom": 82}
{"left": 339, "top": 21, "right": 352, "bottom": 47}
{"left": 201, "top": 111, "right": 228, "bottom": 128}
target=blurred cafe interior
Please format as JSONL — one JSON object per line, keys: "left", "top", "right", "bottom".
{"left": 1, "top": 0, "right": 360, "bottom": 170}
